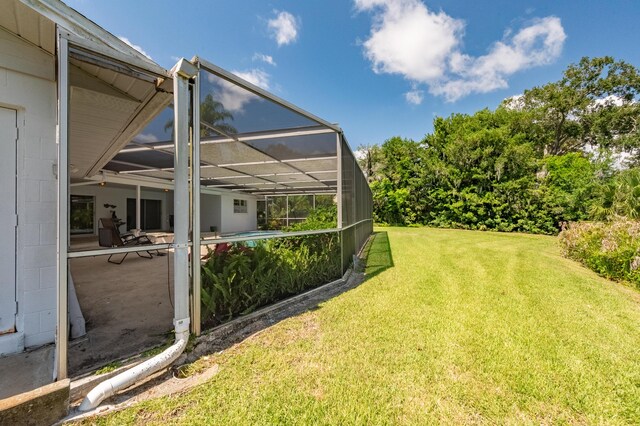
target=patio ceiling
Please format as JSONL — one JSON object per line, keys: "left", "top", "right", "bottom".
{"left": 68, "top": 46, "right": 172, "bottom": 179}
{"left": 99, "top": 61, "right": 343, "bottom": 196}
{"left": 4, "top": 0, "right": 174, "bottom": 180}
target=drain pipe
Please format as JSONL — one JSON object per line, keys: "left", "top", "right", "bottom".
{"left": 79, "top": 59, "right": 198, "bottom": 412}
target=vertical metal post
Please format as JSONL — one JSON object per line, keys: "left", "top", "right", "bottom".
{"left": 191, "top": 66, "right": 201, "bottom": 336}
{"left": 352, "top": 150, "right": 357, "bottom": 252}
{"left": 172, "top": 59, "right": 197, "bottom": 336}
{"left": 286, "top": 195, "right": 289, "bottom": 227}
{"left": 135, "top": 185, "right": 141, "bottom": 230}
{"left": 264, "top": 196, "right": 268, "bottom": 227}
{"left": 336, "top": 133, "right": 343, "bottom": 273}
{"left": 336, "top": 133, "right": 343, "bottom": 229}
{"left": 55, "top": 31, "right": 69, "bottom": 380}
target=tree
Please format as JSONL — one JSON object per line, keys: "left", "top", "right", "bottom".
{"left": 200, "top": 94, "right": 237, "bottom": 136}
{"left": 164, "top": 94, "right": 237, "bottom": 137}
{"left": 590, "top": 168, "right": 640, "bottom": 219}
{"left": 356, "top": 144, "right": 382, "bottom": 183}
{"left": 512, "top": 56, "right": 640, "bottom": 157}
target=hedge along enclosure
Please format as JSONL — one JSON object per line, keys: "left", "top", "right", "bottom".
{"left": 200, "top": 230, "right": 342, "bottom": 328}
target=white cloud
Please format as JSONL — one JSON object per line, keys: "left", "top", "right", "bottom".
{"left": 253, "top": 53, "right": 277, "bottom": 66}
{"left": 268, "top": 11, "right": 300, "bottom": 46}
{"left": 355, "top": 0, "right": 566, "bottom": 102}
{"left": 355, "top": 0, "right": 464, "bottom": 82}
{"left": 207, "top": 69, "right": 270, "bottom": 113}
{"left": 405, "top": 89, "right": 424, "bottom": 105}
{"left": 118, "top": 36, "right": 152, "bottom": 60}
{"left": 133, "top": 133, "right": 159, "bottom": 143}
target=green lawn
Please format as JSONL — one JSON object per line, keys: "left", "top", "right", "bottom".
{"left": 88, "top": 227, "right": 640, "bottom": 425}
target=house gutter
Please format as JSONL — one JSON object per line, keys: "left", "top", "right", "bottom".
{"left": 79, "top": 59, "right": 197, "bottom": 412}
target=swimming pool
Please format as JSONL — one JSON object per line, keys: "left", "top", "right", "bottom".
{"left": 226, "top": 230, "right": 282, "bottom": 238}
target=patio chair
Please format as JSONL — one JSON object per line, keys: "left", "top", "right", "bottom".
{"left": 98, "top": 217, "right": 155, "bottom": 264}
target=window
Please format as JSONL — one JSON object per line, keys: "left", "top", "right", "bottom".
{"left": 70, "top": 195, "right": 95, "bottom": 234}
{"left": 234, "top": 199, "right": 247, "bottom": 213}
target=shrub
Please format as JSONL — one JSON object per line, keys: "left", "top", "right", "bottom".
{"left": 200, "top": 232, "right": 341, "bottom": 328}
{"left": 285, "top": 205, "right": 337, "bottom": 232}
{"left": 559, "top": 217, "right": 640, "bottom": 287}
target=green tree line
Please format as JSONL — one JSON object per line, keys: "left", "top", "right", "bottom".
{"left": 360, "top": 57, "right": 640, "bottom": 234}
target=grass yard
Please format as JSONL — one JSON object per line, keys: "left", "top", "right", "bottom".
{"left": 85, "top": 227, "right": 640, "bottom": 425}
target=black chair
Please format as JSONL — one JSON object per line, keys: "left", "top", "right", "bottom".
{"left": 98, "top": 218, "right": 155, "bottom": 264}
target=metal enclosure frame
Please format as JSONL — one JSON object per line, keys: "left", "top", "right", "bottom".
{"left": 54, "top": 51, "right": 374, "bottom": 381}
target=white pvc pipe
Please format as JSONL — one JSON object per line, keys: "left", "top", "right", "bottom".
{"left": 78, "top": 330, "right": 188, "bottom": 411}
{"left": 78, "top": 59, "right": 197, "bottom": 412}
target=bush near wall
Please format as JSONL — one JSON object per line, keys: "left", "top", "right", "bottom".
{"left": 559, "top": 218, "right": 640, "bottom": 288}
{"left": 200, "top": 232, "right": 341, "bottom": 329}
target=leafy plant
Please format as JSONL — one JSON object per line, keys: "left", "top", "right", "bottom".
{"left": 200, "top": 233, "right": 341, "bottom": 329}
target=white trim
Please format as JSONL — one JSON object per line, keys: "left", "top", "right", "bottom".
{"left": 55, "top": 29, "right": 69, "bottom": 380}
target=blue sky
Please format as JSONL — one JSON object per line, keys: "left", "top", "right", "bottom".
{"left": 66, "top": 0, "right": 640, "bottom": 149}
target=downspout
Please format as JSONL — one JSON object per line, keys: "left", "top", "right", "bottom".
{"left": 79, "top": 59, "right": 198, "bottom": 412}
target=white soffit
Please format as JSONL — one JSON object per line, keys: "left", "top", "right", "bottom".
{"left": 69, "top": 86, "right": 139, "bottom": 178}
{"left": 17, "top": 0, "right": 168, "bottom": 77}
{"left": 0, "top": 0, "right": 56, "bottom": 54}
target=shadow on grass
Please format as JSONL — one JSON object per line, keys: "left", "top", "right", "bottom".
{"left": 360, "top": 231, "right": 394, "bottom": 280}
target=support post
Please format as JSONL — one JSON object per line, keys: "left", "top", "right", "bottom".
{"left": 191, "top": 65, "right": 201, "bottom": 336}
{"left": 135, "top": 185, "right": 141, "bottom": 230}
{"left": 336, "top": 133, "right": 343, "bottom": 273}
{"left": 172, "top": 59, "right": 197, "bottom": 337}
{"left": 55, "top": 31, "right": 69, "bottom": 380}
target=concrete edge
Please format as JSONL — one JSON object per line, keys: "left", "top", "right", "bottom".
{"left": 0, "top": 379, "right": 70, "bottom": 426}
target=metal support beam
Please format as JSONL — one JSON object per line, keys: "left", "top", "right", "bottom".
{"left": 336, "top": 133, "right": 343, "bottom": 274}
{"left": 172, "top": 59, "right": 196, "bottom": 337}
{"left": 135, "top": 185, "right": 141, "bottom": 230}
{"left": 55, "top": 31, "right": 69, "bottom": 380}
{"left": 191, "top": 66, "right": 202, "bottom": 336}
{"left": 336, "top": 133, "right": 343, "bottom": 229}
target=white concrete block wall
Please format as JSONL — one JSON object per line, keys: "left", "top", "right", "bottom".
{"left": 0, "top": 27, "right": 58, "bottom": 350}
{"left": 219, "top": 194, "right": 257, "bottom": 234}
{"left": 200, "top": 194, "right": 221, "bottom": 233}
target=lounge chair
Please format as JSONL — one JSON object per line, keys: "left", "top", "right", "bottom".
{"left": 98, "top": 218, "right": 155, "bottom": 264}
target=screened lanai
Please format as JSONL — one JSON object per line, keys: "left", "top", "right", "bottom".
{"left": 101, "top": 60, "right": 341, "bottom": 201}
{"left": 58, "top": 47, "right": 372, "bottom": 380}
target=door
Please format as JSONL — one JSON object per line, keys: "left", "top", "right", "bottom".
{"left": 127, "top": 198, "right": 162, "bottom": 231}
{"left": 0, "top": 107, "right": 17, "bottom": 334}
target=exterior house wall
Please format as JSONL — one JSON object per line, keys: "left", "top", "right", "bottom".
{"left": 219, "top": 194, "right": 257, "bottom": 234}
{"left": 200, "top": 193, "right": 221, "bottom": 233}
{"left": 70, "top": 185, "right": 174, "bottom": 234}
{"left": 0, "top": 26, "right": 57, "bottom": 351}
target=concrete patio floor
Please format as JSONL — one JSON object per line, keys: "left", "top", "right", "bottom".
{"left": 0, "top": 242, "right": 175, "bottom": 400}
{"left": 68, "top": 242, "right": 175, "bottom": 376}
{"left": 0, "top": 233, "right": 231, "bottom": 400}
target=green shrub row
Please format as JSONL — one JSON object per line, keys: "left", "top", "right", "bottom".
{"left": 559, "top": 218, "right": 640, "bottom": 287}
{"left": 200, "top": 232, "right": 341, "bottom": 328}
